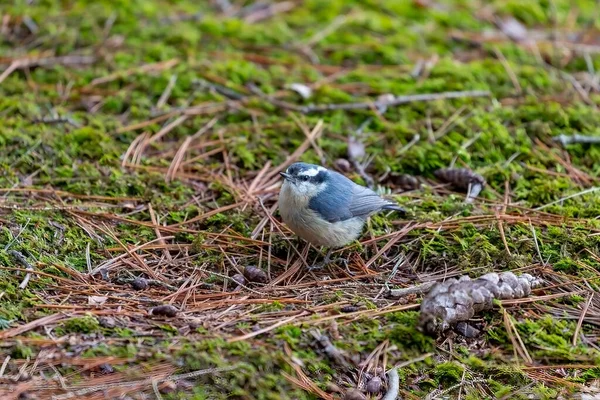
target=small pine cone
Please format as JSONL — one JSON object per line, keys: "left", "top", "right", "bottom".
{"left": 243, "top": 266, "right": 269, "bottom": 284}
{"left": 434, "top": 168, "right": 485, "bottom": 191}
{"left": 231, "top": 273, "right": 245, "bottom": 286}
{"left": 334, "top": 158, "right": 352, "bottom": 173}
{"left": 131, "top": 277, "right": 149, "bottom": 291}
{"left": 365, "top": 376, "right": 383, "bottom": 394}
{"left": 343, "top": 389, "right": 367, "bottom": 400}
{"left": 392, "top": 173, "right": 420, "bottom": 191}
{"left": 149, "top": 305, "right": 178, "bottom": 317}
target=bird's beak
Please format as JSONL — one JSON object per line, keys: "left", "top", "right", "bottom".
{"left": 280, "top": 172, "right": 291, "bottom": 180}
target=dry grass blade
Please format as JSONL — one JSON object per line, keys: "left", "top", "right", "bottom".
{"left": 0, "top": 55, "right": 96, "bottom": 84}
{"left": 572, "top": 292, "right": 594, "bottom": 346}
{"left": 166, "top": 136, "right": 193, "bottom": 182}
{"left": 122, "top": 131, "right": 151, "bottom": 166}
{"left": 0, "top": 314, "right": 64, "bottom": 339}
{"left": 90, "top": 58, "right": 179, "bottom": 86}
{"left": 503, "top": 309, "right": 533, "bottom": 364}
{"left": 147, "top": 115, "right": 189, "bottom": 145}
{"left": 228, "top": 315, "right": 299, "bottom": 343}
{"left": 169, "top": 202, "right": 244, "bottom": 227}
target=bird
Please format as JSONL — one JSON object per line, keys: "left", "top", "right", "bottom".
{"left": 278, "top": 162, "right": 405, "bottom": 268}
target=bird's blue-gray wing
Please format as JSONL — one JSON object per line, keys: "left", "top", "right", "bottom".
{"left": 347, "top": 184, "right": 395, "bottom": 219}
{"left": 309, "top": 171, "right": 394, "bottom": 223}
{"left": 308, "top": 172, "right": 354, "bottom": 222}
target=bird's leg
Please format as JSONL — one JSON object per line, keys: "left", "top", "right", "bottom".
{"left": 307, "top": 248, "right": 334, "bottom": 271}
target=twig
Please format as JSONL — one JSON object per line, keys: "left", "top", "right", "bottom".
{"left": 381, "top": 367, "right": 399, "bottom": 400}
{"left": 249, "top": 85, "right": 490, "bottom": 114}
{"left": 349, "top": 153, "right": 374, "bottom": 189}
{"left": 393, "top": 352, "right": 433, "bottom": 369}
{"left": 572, "top": 293, "right": 593, "bottom": 346}
{"left": 8, "top": 250, "right": 34, "bottom": 289}
{"left": 242, "top": 1, "right": 296, "bottom": 23}
{"left": 299, "top": 90, "right": 491, "bottom": 113}
{"left": 310, "top": 330, "right": 349, "bottom": 367}
{"left": 553, "top": 134, "right": 600, "bottom": 146}
{"left": 32, "top": 116, "right": 81, "bottom": 127}
{"left": 396, "top": 134, "right": 421, "bottom": 156}
{"left": 534, "top": 187, "right": 600, "bottom": 211}
{"left": 194, "top": 78, "right": 246, "bottom": 100}
{"left": 387, "top": 281, "right": 436, "bottom": 298}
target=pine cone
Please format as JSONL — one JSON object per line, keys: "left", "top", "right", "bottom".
{"left": 418, "top": 272, "right": 542, "bottom": 335}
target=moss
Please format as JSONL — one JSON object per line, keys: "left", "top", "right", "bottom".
{"left": 11, "top": 341, "right": 35, "bottom": 359}
{"left": 433, "top": 362, "right": 464, "bottom": 385}
{"left": 63, "top": 315, "right": 101, "bottom": 334}
{"left": 387, "top": 312, "right": 435, "bottom": 352}
{"left": 1, "top": 0, "right": 600, "bottom": 397}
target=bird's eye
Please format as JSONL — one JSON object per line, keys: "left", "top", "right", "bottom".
{"left": 300, "top": 175, "right": 309, "bottom": 181}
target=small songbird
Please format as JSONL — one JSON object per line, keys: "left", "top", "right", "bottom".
{"left": 278, "top": 162, "right": 405, "bottom": 267}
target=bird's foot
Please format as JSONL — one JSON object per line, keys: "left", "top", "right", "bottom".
{"left": 307, "top": 262, "right": 326, "bottom": 271}
{"left": 306, "top": 256, "right": 347, "bottom": 272}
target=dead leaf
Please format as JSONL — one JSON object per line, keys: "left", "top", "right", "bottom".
{"left": 498, "top": 17, "right": 528, "bottom": 42}
{"left": 286, "top": 83, "right": 313, "bottom": 99}
{"left": 88, "top": 295, "right": 108, "bottom": 306}
{"left": 347, "top": 136, "right": 366, "bottom": 161}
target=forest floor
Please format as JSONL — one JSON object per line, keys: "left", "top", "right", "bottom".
{"left": 1, "top": 1, "right": 600, "bottom": 399}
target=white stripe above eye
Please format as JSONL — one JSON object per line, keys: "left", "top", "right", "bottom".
{"left": 299, "top": 166, "right": 326, "bottom": 177}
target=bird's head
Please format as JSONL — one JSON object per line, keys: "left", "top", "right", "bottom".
{"left": 279, "top": 162, "right": 330, "bottom": 198}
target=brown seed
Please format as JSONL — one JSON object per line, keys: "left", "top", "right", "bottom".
{"left": 149, "top": 305, "right": 178, "bottom": 317}
{"left": 434, "top": 168, "right": 485, "bottom": 191}
{"left": 343, "top": 389, "right": 367, "bottom": 400}
{"left": 243, "top": 266, "right": 268, "bottom": 284}
{"left": 131, "top": 277, "right": 149, "bottom": 291}
{"left": 334, "top": 158, "right": 352, "bottom": 173}
{"left": 366, "top": 376, "right": 383, "bottom": 394}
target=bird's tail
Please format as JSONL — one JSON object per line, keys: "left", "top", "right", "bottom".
{"left": 382, "top": 203, "right": 406, "bottom": 214}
